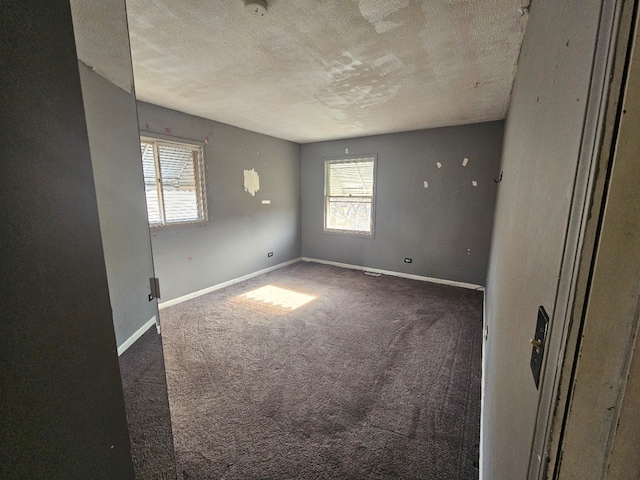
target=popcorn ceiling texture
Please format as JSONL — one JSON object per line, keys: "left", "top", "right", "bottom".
{"left": 70, "top": 0, "right": 134, "bottom": 93}
{"left": 122, "top": 0, "right": 528, "bottom": 143}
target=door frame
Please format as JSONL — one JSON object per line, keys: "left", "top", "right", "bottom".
{"left": 527, "top": 0, "right": 640, "bottom": 478}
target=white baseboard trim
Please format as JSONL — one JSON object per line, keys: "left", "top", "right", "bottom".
{"left": 158, "top": 258, "right": 303, "bottom": 310}
{"left": 301, "top": 257, "right": 484, "bottom": 291}
{"left": 117, "top": 315, "right": 157, "bottom": 357}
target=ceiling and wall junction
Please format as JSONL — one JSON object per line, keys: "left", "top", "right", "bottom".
{"left": 109, "top": 0, "right": 529, "bottom": 143}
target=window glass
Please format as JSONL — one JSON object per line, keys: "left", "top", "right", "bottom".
{"left": 140, "top": 136, "right": 207, "bottom": 227}
{"left": 325, "top": 157, "right": 375, "bottom": 235}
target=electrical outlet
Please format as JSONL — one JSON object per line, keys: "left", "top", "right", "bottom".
{"left": 267, "top": 252, "right": 273, "bottom": 257}
{"left": 404, "top": 258, "right": 412, "bottom": 263}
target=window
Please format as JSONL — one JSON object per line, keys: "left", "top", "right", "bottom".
{"left": 325, "top": 156, "right": 375, "bottom": 235}
{"left": 140, "top": 136, "right": 208, "bottom": 227}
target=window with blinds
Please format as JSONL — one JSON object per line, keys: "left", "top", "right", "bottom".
{"left": 140, "top": 136, "right": 207, "bottom": 227}
{"left": 324, "top": 157, "right": 376, "bottom": 235}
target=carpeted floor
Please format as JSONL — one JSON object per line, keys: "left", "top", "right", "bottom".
{"left": 159, "top": 261, "right": 483, "bottom": 479}
{"left": 119, "top": 327, "right": 178, "bottom": 479}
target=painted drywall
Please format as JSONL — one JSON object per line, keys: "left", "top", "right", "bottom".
{"left": 78, "top": 63, "right": 157, "bottom": 348}
{"left": 482, "top": 0, "right": 605, "bottom": 478}
{"left": 301, "top": 122, "right": 504, "bottom": 286}
{"left": 0, "top": 1, "right": 133, "bottom": 477}
{"left": 136, "top": 102, "right": 301, "bottom": 302}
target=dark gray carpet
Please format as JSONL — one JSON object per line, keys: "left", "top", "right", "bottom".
{"left": 119, "top": 327, "right": 178, "bottom": 479}
{"left": 160, "top": 262, "right": 482, "bottom": 479}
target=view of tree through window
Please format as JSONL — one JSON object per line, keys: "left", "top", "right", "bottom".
{"left": 140, "top": 137, "right": 207, "bottom": 227}
{"left": 325, "top": 157, "right": 375, "bottom": 235}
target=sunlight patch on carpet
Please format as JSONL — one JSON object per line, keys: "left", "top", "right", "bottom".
{"left": 239, "top": 285, "right": 316, "bottom": 311}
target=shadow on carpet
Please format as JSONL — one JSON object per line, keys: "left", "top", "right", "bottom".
{"left": 160, "top": 262, "right": 482, "bottom": 479}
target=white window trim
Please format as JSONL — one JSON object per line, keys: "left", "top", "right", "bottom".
{"left": 324, "top": 155, "right": 377, "bottom": 237}
{"left": 140, "top": 133, "right": 208, "bottom": 229}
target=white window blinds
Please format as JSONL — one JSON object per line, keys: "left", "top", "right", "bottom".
{"left": 325, "top": 157, "right": 375, "bottom": 235}
{"left": 140, "top": 137, "right": 207, "bottom": 227}
{"left": 327, "top": 160, "right": 374, "bottom": 197}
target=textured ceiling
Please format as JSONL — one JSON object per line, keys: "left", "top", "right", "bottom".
{"left": 123, "top": 0, "right": 529, "bottom": 143}
{"left": 70, "top": 0, "right": 134, "bottom": 93}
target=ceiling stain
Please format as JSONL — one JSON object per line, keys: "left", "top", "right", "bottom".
{"left": 357, "top": 0, "right": 410, "bottom": 34}
{"left": 315, "top": 51, "right": 412, "bottom": 114}
{"left": 103, "top": 0, "right": 530, "bottom": 143}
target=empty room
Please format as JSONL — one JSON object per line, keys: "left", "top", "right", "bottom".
{"left": 3, "top": 0, "right": 640, "bottom": 480}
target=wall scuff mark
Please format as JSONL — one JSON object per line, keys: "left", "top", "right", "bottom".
{"left": 244, "top": 168, "right": 260, "bottom": 196}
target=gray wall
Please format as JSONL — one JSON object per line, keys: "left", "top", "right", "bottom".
{"left": 78, "top": 63, "right": 157, "bottom": 348}
{"left": 301, "top": 122, "right": 504, "bottom": 286}
{"left": 0, "top": 1, "right": 134, "bottom": 477}
{"left": 482, "top": 0, "right": 605, "bottom": 477}
{"left": 136, "top": 102, "right": 301, "bottom": 302}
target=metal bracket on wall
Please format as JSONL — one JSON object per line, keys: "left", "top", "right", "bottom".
{"left": 530, "top": 306, "right": 549, "bottom": 389}
{"left": 149, "top": 277, "right": 161, "bottom": 301}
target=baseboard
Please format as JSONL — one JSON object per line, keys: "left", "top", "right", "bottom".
{"left": 157, "top": 256, "right": 482, "bottom": 309}
{"left": 117, "top": 315, "right": 157, "bottom": 356}
{"left": 158, "top": 258, "right": 303, "bottom": 310}
{"left": 301, "top": 257, "right": 484, "bottom": 291}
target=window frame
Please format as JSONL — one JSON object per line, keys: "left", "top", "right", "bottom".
{"left": 324, "top": 155, "right": 377, "bottom": 237}
{"left": 140, "top": 133, "right": 208, "bottom": 229}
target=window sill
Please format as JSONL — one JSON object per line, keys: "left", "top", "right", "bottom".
{"left": 149, "top": 219, "right": 209, "bottom": 233}
{"left": 323, "top": 228, "right": 374, "bottom": 238}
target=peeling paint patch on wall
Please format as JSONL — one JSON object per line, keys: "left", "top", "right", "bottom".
{"left": 244, "top": 168, "right": 260, "bottom": 196}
